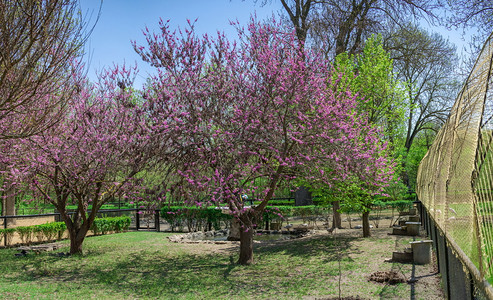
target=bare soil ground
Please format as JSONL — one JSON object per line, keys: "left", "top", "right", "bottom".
{"left": 169, "top": 217, "right": 444, "bottom": 299}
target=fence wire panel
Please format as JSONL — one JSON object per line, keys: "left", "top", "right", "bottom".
{"left": 416, "top": 32, "right": 493, "bottom": 294}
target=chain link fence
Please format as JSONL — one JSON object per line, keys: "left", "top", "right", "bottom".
{"left": 416, "top": 32, "right": 493, "bottom": 299}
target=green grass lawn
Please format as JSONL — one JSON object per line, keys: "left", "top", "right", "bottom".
{"left": 0, "top": 230, "right": 442, "bottom": 299}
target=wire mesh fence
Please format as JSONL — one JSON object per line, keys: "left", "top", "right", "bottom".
{"left": 416, "top": 32, "right": 493, "bottom": 298}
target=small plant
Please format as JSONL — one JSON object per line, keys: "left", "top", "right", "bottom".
{"left": 16, "top": 226, "right": 34, "bottom": 245}
{"left": 0, "top": 228, "right": 16, "bottom": 246}
{"left": 54, "top": 222, "right": 67, "bottom": 240}
{"left": 371, "top": 200, "right": 387, "bottom": 228}
{"left": 40, "top": 222, "right": 61, "bottom": 241}
{"left": 33, "top": 226, "right": 44, "bottom": 242}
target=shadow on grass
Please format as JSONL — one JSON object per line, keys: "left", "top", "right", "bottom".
{"left": 0, "top": 233, "right": 362, "bottom": 298}
{"left": 254, "top": 233, "right": 360, "bottom": 263}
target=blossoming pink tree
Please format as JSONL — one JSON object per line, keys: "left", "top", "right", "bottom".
{"left": 4, "top": 65, "right": 166, "bottom": 254}
{"left": 136, "top": 18, "right": 395, "bottom": 264}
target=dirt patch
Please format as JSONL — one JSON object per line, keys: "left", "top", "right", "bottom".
{"left": 319, "top": 297, "right": 368, "bottom": 300}
{"left": 170, "top": 220, "right": 444, "bottom": 299}
{"left": 369, "top": 271, "right": 407, "bottom": 284}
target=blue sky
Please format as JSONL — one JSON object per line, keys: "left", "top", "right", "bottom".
{"left": 80, "top": 1, "right": 470, "bottom": 88}
{"left": 80, "top": 0, "right": 283, "bottom": 87}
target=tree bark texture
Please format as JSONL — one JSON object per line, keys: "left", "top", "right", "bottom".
{"left": 60, "top": 211, "right": 91, "bottom": 255}
{"left": 362, "top": 210, "right": 371, "bottom": 237}
{"left": 69, "top": 231, "right": 85, "bottom": 255}
{"left": 2, "top": 183, "right": 16, "bottom": 225}
{"left": 237, "top": 212, "right": 255, "bottom": 265}
{"left": 332, "top": 200, "right": 343, "bottom": 229}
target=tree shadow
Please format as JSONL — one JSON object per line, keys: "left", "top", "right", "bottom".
{"left": 0, "top": 232, "right": 366, "bottom": 298}
{"left": 254, "top": 233, "right": 360, "bottom": 263}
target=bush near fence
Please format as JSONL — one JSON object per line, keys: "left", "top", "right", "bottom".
{"left": 160, "top": 206, "right": 232, "bottom": 232}
{"left": 161, "top": 205, "right": 334, "bottom": 232}
{"left": 0, "top": 216, "right": 131, "bottom": 247}
{"left": 90, "top": 216, "right": 131, "bottom": 235}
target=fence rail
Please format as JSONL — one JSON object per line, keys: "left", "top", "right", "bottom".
{"left": 0, "top": 209, "right": 163, "bottom": 247}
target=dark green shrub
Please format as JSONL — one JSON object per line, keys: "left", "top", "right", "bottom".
{"left": 54, "top": 222, "right": 67, "bottom": 240}
{"left": 268, "top": 200, "right": 294, "bottom": 206}
{"left": 33, "top": 225, "right": 44, "bottom": 242}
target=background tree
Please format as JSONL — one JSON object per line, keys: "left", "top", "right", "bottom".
{"left": 334, "top": 34, "right": 406, "bottom": 138}
{"left": 268, "top": 0, "right": 442, "bottom": 57}
{"left": 268, "top": 0, "right": 443, "bottom": 228}
{"left": 0, "top": 0, "right": 97, "bottom": 217}
{"left": 384, "top": 24, "right": 460, "bottom": 188}
{"left": 446, "top": 0, "right": 493, "bottom": 53}
{"left": 327, "top": 35, "right": 405, "bottom": 228}
{"left": 0, "top": 0, "right": 96, "bottom": 139}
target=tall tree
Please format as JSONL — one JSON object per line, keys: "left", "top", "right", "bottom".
{"left": 0, "top": 0, "right": 97, "bottom": 217}
{"left": 136, "top": 18, "right": 395, "bottom": 264}
{"left": 0, "top": 0, "right": 96, "bottom": 139}
{"left": 384, "top": 24, "right": 459, "bottom": 188}
{"left": 272, "top": 0, "right": 441, "bottom": 228}
{"left": 334, "top": 34, "right": 406, "bottom": 134}
{"left": 279, "top": 0, "right": 313, "bottom": 43}
{"left": 446, "top": 0, "right": 493, "bottom": 51}
{"left": 328, "top": 35, "right": 405, "bottom": 230}
{"left": 274, "top": 0, "right": 441, "bottom": 57}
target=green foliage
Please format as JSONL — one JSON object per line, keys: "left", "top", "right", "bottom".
{"left": 261, "top": 206, "right": 327, "bottom": 227}
{"left": 388, "top": 199, "right": 414, "bottom": 212}
{"left": 0, "top": 217, "right": 129, "bottom": 246}
{"left": 0, "top": 228, "right": 15, "bottom": 246}
{"left": 267, "top": 200, "right": 294, "bottom": 206}
{"left": 36, "top": 222, "right": 64, "bottom": 242}
{"left": 404, "top": 134, "right": 432, "bottom": 190}
{"left": 161, "top": 206, "right": 232, "bottom": 232}
{"left": 308, "top": 180, "right": 414, "bottom": 217}
{"left": 334, "top": 34, "right": 407, "bottom": 144}
{"left": 91, "top": 216, "right": 131, "bottom": 235}
{"left": 16, "top": 226, "right": 35, "bottom": 245}
{"left": 161, "top": 205, "right": 329, "bottom": 231}
{"left": 384, "top": 180, "right": 408, "bottom": 201}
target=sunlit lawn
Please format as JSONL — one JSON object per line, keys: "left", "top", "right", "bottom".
{"left": 0, "top": 230, "right": 440, "bottom": 299}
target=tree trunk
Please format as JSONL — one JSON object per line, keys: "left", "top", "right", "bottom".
{"left": 237, "top": 212, "right": 255, "bottom": 265}
{"left": 2, "top": 183, "right": 16, "bottom": 225}
{"left": 238, "top": 225, "right": 254, "bottom": 265}
{"left": 61, "top": 212, "right": 90, "bottom": 255}
{"left": 69, "top": 232, "right": 85, "bottom": 255}
{"left": 5, "top": 193, "right": 16, "bottom": 216}
{"left": 362, "top": 210, "right": 371, "bottom": 237}
{"left": 228, "top": 218, "right": 241, "bottom": 241}
{"left": 332, "top": 201, "right": 343, "bottom": 229}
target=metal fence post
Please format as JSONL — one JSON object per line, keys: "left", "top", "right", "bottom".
{"left": 136, "top": 209, "right": 140, "bottom": 230}
{"left": 3, "top": 216, "right": 6, "bottom": 247}
{"left": 154, "top": 210, "right": 160, "bottom": 232}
